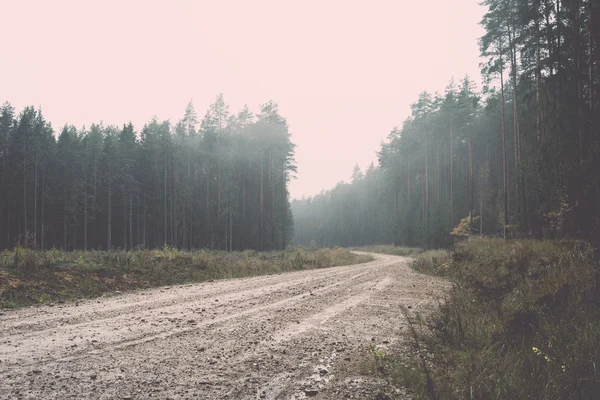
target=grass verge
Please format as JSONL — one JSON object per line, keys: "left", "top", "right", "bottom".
{"left": 350, "top": 245, "right": 423, "bottom": 257}
{"left": 371, "top": 238, "right": 600, "bottom": 399}
{"left": 0, "top": 246, "right": 373, "bottom": 308}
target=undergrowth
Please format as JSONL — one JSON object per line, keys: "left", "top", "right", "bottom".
{"left": 409, "top": 249, "right": 451, "bottom": 276}
{"left": 374, "top": 238, "right": 600, "bottom": 399}
{"left": 0, "top": 246, "right": 372, "bottom": 308}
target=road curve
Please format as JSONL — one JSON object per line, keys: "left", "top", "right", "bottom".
{"left": 0, "top": 253, "right": 447, "bottom": 400}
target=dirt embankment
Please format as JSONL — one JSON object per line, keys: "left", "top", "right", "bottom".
{"left": 0, "top": 253, "right": 447, "bottom": 400}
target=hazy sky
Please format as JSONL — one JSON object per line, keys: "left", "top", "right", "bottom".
{"left": 1, "top": 0, "right": 485, "bottom": 199}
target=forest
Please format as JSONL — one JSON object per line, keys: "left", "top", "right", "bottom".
{"left": 1, "top": 0, "right": 599, "bottom": 253}
{"left": 293, "top": 0, "right": 599, "bottom": 249}
{"left": 1, "top": 0, "right": 599, "bottom": 398}
{"left": 0, "top": 95, "right": 296, "bottom": 252}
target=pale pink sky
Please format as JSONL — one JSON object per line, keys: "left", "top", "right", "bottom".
{"left": 1, "top": 0, "right": 484, "bottom": 199}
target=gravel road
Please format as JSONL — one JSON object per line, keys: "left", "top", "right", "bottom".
{"left": 0, "top": 252, "right": 447, "bottom": 400}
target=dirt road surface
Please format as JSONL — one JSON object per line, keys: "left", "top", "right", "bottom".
{"left": 0, "top": 253, "right": 447, "bottom": 400}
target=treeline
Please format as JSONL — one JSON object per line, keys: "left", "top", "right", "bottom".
{"left": 293, "top": 0, "right": 599, "bottom": 249}
{"left": 0, "top": 95, "right": 296, "bottom": 251}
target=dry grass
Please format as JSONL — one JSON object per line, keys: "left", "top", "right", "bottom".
{"left": 409, "top": 249, "right": 451, "bottom": 276}
{"left": 369, "top": 238, "right": 600, "bottom": 399}
{"left": 350, "top": 245, "right": 423, "bottom": 257}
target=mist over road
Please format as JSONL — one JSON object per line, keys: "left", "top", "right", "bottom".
{"left": 0, "top": 253, "right": 446, "bottom": 399}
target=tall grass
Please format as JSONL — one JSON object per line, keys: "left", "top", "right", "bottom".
{"left": 410, "top": 249, "right": 451, "bottom": 276}
{"left": 394, "top": 238, "right": 600, "bottom": 399}
{"left": 0, "top": 246, "right": 372, "bottom": 308}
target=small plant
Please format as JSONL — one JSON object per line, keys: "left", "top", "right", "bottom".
{"left": 368, "top": 343, "right": 388, "bottom": 373}
{"left": 368, "top": 343, "right": 387, "bottom": 361}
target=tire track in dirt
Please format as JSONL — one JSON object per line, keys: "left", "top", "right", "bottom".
{"left": 0, "top": 269, "right": 372, "bottom": 370}
{"left": 0, "top": 263, "right": 366, "bottom": 333}
{"left": 0, "top": 253, "right": 448, "bottom": 400}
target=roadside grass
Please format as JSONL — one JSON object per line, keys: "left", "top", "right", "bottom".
{"left": 350, "top": 245, "right": 423, "bottom": 257}
{"left": 369, "top": 238, "right": 600, "bottom": 399}
{"left": 409, "top": 249, "right": 451, "bottom": 276}
{"left": 0, "top": 246, "right": 373, "bottom": 308}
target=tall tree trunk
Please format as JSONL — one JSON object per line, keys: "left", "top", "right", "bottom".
{"left": 260, "top": 159, "right": 264, "bottom": 251}
{"left": 480, "top": 157, "right": 484, "bottom": 237}
{"left": 129, "top": 189, "right": 133, "bottom": 250}
{"left": 242, "top": 168, "right": 246, "bottom": 250}
{"left": 1, "top": 120, "right": 5, "bottom": 186}
{"left": 190, "top": 171, "right": 193, "bottom": 250}
{"left": 468, "top": 123, "right": 474, "bottom": 223}
{"left": 424, "top": 123, "right": 429, "bottom": 248}
{"left": 425, "top": 127, "right": 429, "bottom": 217}
{"left": 124, "top": 187, "right": 127, "bottom": 250}
{"left": 270, "top": 151, "right": 275, "bottom": 250}
{"left": 93, "top": 158, "right": 97, "bottom": 249}
{"left": 64, "top": 172, "right": 67, "bottom": 250}
{"left": 164, "top": 156, "right": 167, "bottom": 246}
{"left": 548, "top": 9, "right": 564, "bottom": 232}
{"left": 508, "top": 20, "right": 527, "bottom": 232}
{"left": 589, "top": 1, "right": 594, "bottom": 126}
{"left": 84, "top": 166, "right": 87, "bottom": 250}
{"left": 421, "top": 160, "right": 425, "bottom": 223}
{"left": 186, "top": 149, "right": 191, "bottom": 250}
{"left": 137, "top": 189, "right": 140, "bottom": 248}
{"left": 206, "top": 169, "right": 211, "bottom": 248}
{"left": 108, "top": 162, "right": 112, "bottom": 250}
{"left": 34, "top": 152, "right": 37, "bottom": 248}
{"left": 243, "top": 168, "right": 246, "bottom": 218}
{"left": 143, "top": 193, "right": 147, "bottom": 247}
{"left": 433, "top": 148, "right": 437, "bottom": 207}
{"left": 437, "top": 147, "right": 441, "bottom": 204}
{"left": 575, "top": 1, "right": 584, "bottom": 165}
{"left": 500, "top": 41, "right": 509, "bottom": 240}
{"left": 173, "top": 169, "right": 177, "bottom": 248}
{"left": 170, "top": 172, "right": 174, "bottom": 246}
{"left": 217, "top": 135, "right": 221, "bottom": 248}
{"left": 407, "top": 155, "right": 412, "bottom": 245}
{"left": 557, "top": 0, "right": 562, "bottom": 103}
{"left": 536, "top": 16, "right": 543, "bottom": 142}
{"left": 73, "top": 220, "right": 77, "bottom": 250}
{"left": 281, "top": 159, "right": 286, "bottom": 250}
{"left": 23, "top": 156, "right": 27, "bottom": 246}
{"left": 450, "top": 117, "right": 454, "bottom": 228}
{"left": 0, "top": 124, "right": 4, "bottom": 250}
{"left": 508, "top": 19, "right": 522, "bottom": 165}
{"left": 545, "top": 1, "right": 555, "bottom": 77}
{"left": 41, "top": 170, "right": 45, "bottom": 250}
{"left": 152, "top": 154, "right": 157, "bottom": 247}
{"left": 394, "top": 163, "right": 399, "bottom": 246}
